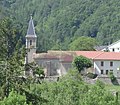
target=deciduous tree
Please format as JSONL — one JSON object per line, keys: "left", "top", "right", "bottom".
{"left": 69, "top": 36, "right": 97, "bottom": 51}
{"left": 72, "top": 55, "right": 92, "bottom": 73}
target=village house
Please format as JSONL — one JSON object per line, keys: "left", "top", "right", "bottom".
{"left": 101, "top": 40, "right": 120, "bottom": 52}
{"left": 25, "top": 16, "right": 120, "bottom": 77}
{"left": 76, "top": 51, "right": 120, "bottom": 77}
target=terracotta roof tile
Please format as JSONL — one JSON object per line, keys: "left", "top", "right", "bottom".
{"left": 94, "top": 52, "right": 120, "bottom": 60}
{"left": 33, "top": 51, "right": 120, "bottom": 61}
{"left": 75, "top": 51, "right": 120, "bottom": 60}
{"left": 75, "top": 51, "right": 103, "bottom": 59}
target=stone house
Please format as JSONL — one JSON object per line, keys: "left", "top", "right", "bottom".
{"left": 33, "top": 51, "right": 75, "bottom": 76}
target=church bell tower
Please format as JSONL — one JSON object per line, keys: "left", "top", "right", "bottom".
{"left": 25, "top": 16, "right": 37, "bottom": 64}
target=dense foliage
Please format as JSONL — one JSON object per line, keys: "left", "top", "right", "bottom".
{"left": 0, "top": 90, "right": 28, "bottom": 105}
{"left": 1, "top": 70, "right": 120, "bottom": 105}
{"left": 0, "top": 17, "right": 25, "bottom": 98}
{"left": 1, "top": 1, "right": 120, "bottom": 104}
{"left": 73, "top": 55, "right": 92, "bottom": 73}
{"left": 69, "top": 36, "right": 97, "bottom": 51}
{"left": 1, "top": 0, "right": 120, "bottom": 51}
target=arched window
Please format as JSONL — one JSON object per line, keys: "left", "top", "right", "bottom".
{"left": 30, "top": 40, "right": 32, "bottom": 45}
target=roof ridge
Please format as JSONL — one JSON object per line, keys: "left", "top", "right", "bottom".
{"left": 93, "top": 52, "right": 104, "bottom": 59}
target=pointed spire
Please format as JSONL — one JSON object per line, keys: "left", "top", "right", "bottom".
{"left": 27, "top": 15, "right": 36, "bottom": 36}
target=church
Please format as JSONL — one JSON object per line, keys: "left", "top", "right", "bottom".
{"left": 25, "top": 16, "right": 120, "bottom": 77}
{"left": 25, "top": 16, "right": 74, "bottom": 77}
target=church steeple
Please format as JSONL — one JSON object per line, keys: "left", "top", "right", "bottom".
{"left": 25, "top": 16, "right": 37, "bottom": 63}
{"left": 27, "top": 16, "right": 36, "bottom": 36}
{"left": 26, "top": 15, "right": 37, "bottom": 48}
{"left": 26, "top": 15, "right": 37, "bottom": 37}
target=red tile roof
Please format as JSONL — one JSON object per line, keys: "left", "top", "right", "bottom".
{"left": 34, "top": 51, "right": 120, "bottom": 61}
{"left": 94, "top": 52, "right": 120, "bottom": 60}
{"left": 75, "top": 51, "right": 104, "bottom": 59}
{"left": 75, "top": 51, "right": 120, "bottom": 60}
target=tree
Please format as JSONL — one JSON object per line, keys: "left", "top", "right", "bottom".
{"left": 25, "top": 62, "right": 44, "bottom": 77}
{"left": 33, "top": 66, "right": 44, "bottom": 78}
{"left": 0, "top": 17, "right": 25, "bottom": 98}
{"left": 69, "top": 36, "right": 97, "bottom": 51}
{"left": 72, "top": 55, "right": 92, "bottom": 73}
{"left": 0, "top": 90, "right": 28, "bottom": 105}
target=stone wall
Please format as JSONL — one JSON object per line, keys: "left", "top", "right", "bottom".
{"left": 84, "top": 76, "right": 120, "bottom": 85}
{"left": 35, "top": 59, "right": 73, "bottom": 76}
{"left": 98, "top": 76, "right": 120, "bottom": 85}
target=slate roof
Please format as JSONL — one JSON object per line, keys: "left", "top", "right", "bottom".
{"left": 94, "top": 46, "right": 107, "bottom": 51}
{"left": 26, "top": 16, "right": 36, "bottom": 37}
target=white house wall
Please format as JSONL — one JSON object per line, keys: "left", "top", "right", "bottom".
{"left": 108, "top": 41, "right": 120, "bottom": 52}
{"left": 94, "top": 60, "right": 120, "bottom": 77}
{"left": 109, "top": 47, "right": 120, "bottom": 52}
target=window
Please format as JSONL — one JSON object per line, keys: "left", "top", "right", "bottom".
{"left": 112, "top": 48, "right": 114, "bottom": 52}
{"left": 110, "top": 70, "right": 113, "bottom": 72}
{"left": 101, "top": 70, "right": 104, "bottom": 74}
{"left": 106, "top": 70, "right": 109, "bottom": 75}
{"left": 30, "top": 40, "right": 32, "bottom": 45}
{"left": 101, "top": 61, "right": 104, "bottom": 66}
{"left": 110, "top": 62, "right": 113, "bottom": 66}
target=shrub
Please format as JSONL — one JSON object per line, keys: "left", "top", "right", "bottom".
{"left": 86, "top": 72, "right": 97, "bottom": 79}
{"left": 0, "top": 90, "right": 28, "bottom": 105}
{"left": 109, "top": 71, "right": 116, "bottom": 82}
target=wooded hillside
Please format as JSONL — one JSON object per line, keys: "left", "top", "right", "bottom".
{"left": 1, "top": 0, "right": 120, "bottom": 51}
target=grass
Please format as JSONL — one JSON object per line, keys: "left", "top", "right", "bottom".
{"left": 105, "top": 85, "right": 120, "bottom": 91}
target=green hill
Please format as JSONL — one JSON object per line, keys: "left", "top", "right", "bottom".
{"left": 1, "top": 0, "right": 120, "bottom": 51}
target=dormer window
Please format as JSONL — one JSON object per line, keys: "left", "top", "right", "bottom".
{"left": 30, "top": 40, "right": 32, "bottom": 45}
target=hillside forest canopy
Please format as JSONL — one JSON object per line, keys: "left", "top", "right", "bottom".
{"left": 0, "top": 0, "right": 120, "bottom": 52}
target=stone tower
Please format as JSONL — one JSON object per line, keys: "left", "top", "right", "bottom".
{"left": 25, "top": 16, "right": 37, "bottom": 64}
